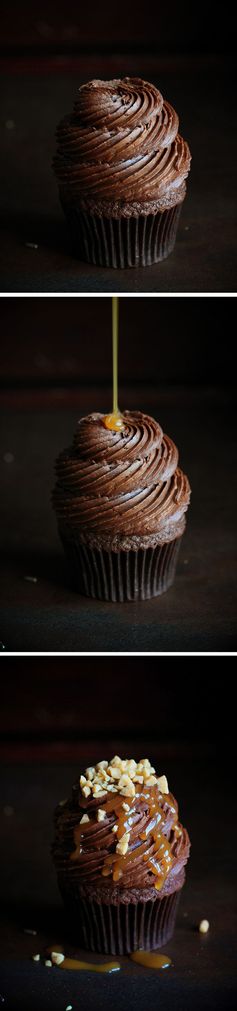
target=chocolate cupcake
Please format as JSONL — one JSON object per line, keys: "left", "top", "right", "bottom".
{"left": 52, "top": 410, "right": 191, "bottom": 602}
{"left": 53, "top": 756, "right": 190, "bottom": 954}
{"left": 54, "top": 77, "right": 191, "bottom": 268}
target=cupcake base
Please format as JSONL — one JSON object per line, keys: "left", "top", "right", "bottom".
{"left": 59, "top": 531, "right": 183, "bottom": 602}
{"left": 57, "top": 878, "right": 182, "bottom": 954}
{"left": 62, "top": 201, "right": 182, "bottom": 268}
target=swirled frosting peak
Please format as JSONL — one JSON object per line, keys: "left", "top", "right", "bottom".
{"left": 53, "top": 410, "right": 191, "bottom": 548}
{"left": 53, "top": 756, "right": 190, "bottom": 895}
{"left": 54, "top": 77, "right": 191, "bottom": 210}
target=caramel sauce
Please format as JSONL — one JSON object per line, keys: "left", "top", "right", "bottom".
{"left": 72, "top": 783, "right": 177, "bottom": 892}
{"left": 130, "top": 951, "right": 171, "bottom": 970}
{"left": 103, "top": 296, "right": 124, "bottom": 432}
{"left": 59, "top": 957, "right": 120, "bottom": 973}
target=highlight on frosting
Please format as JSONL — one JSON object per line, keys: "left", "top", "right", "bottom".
{"left": 53, "top": 410, "right": 190, "bottom": 541}
{"left": 54, "top": 76, "right": 191, "bottom": 206}
{"left": 53, "top": 756, "right": 190, "bottom": 894}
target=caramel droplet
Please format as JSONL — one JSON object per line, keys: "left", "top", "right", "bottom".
{"left": 130, "top": 950, "right": 171, "bottom": 969}
{"left": 59, "top": 957, "right": 120, "bottom": 973}
{"left": 103, "top": 413, "right": 124, "bottom": 432}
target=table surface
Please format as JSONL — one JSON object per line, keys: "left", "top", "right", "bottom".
{"left": 0, "top": 752, "right": 236, "bottom": 1011}
{"left": 1, "top": 54, "right": 236, "bottom": 293}
{"left": 0, "top": 385, "right": 236, "bottom": 653}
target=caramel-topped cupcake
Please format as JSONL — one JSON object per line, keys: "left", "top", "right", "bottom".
{"left": 53, "top": 756, "right": 190, "bottom": 954}
{"left": 54, "top": 77, "right": 191, "bottom": 267}
{"left": 52, "top": 410, "right": 191, "bottom": 602}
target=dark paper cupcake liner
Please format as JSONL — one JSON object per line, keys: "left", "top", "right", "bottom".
{"left": 58, "top": 879, "right": 181, "bottom": 954}
{"left": 61, "top": 201, "right": 182, "bottom": 268}
{"left": 59, "top": 531, "right": 183, "bottom": 602}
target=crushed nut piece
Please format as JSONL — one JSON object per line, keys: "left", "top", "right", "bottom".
{"left": 145, "top": 775, "right": 157, "bottom": 786}
{"left": 112, "top": 824, "right": 118, "bottom": 833}
{"left": 157, "top": 775, "right": 169, "bottom": 794}
{"left": 92, "top": 783, "right": 106, "bottom": 795}
{"left": 82, "top": 785, "right": 91, "bottom": 798}
{"left": 86, "top": 767, "right": 95, "bottom": 780}
{"left": 96, "top": 761, "right": 108, "bottom": 771}
{"left": 45, "top": 959, "right": 52, "bottom": 967}
{"left": 116, "top": 832, "right": 130, "bottom": 855}
{"left": 199, "top": 919, "right": 209, "bottom": 934}
{"left": 80, "top": 775, "right": 87, "bottom": 787}
{"left": 108, "top": 766, "right": 121, "bottom": 779}
{"left": 51, "top": 952, "right": 65, "bottom": 965}
{"left": 97, "top": 809, "right": 106, "bottom": 822}
{"left": 32, "top": 954, "right": 40, "bottom": 961}
{"left": 122, "top": 802, "right": 130, "bottom": 812}
{"left": 80, "top": 814, "right": 90, "bottom": 824}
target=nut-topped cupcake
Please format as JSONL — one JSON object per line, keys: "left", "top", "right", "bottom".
{"left": 54, "top": 76, "right": 191, "bottom": 268}
{"left": 53, "top": 756, "right": 190, "bottom": 954}
{"left": 52, "top": 409, "right": 191, "bottom": 602}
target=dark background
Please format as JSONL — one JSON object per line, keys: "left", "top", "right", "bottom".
{"left": 0, "top": 658, "right": 236, "bottom": 1010}
{"left": 0, "top": 296, "right": 233, "bottom": 387}
{"left": 0, "top": 296, "right": 236, "bottom": 652}
{"left": 0, "top": 2, "right": 230, "bottom": 55}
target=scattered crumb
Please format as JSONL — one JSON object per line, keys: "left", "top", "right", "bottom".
{"left": 199, "top": 919, "right": 209, "bottom": 934}
{"left": 24, "top": 575, "right": 38, "bottom": 583}
{"left": 24, "top": 928, "right": 37, "bottom": 936}
{"left": 3, "top": 805, "right": 14, "bottom": 817}
{"left": 32, "top": 954, "right": 40, "bottom": 962}
{"left": 25, "top": 242, "right": 39, "bottom": 250}
{"left": 51, "top": 952, "right": 65, "bottom": 965}
{"left": 3, "top": 452, "right": 14, "bottom": 463}
{"left": 5, "top": 119, "right": 15, "bottom": 130}
{"left": 45, "top": 959, "right": 52, "bottom": 967}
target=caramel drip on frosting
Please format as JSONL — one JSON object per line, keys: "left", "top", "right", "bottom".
{"left": 54, "top": 77, "right": 191, "bottom": 206}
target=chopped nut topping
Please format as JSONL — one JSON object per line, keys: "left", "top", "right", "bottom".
{"left": 80, "top": 814, "right": 90, "bottom": 824}
{"left": 97, "top": 808, "right": 106, "bottom": 822}
{"left": 82, "top": 784, "right": 91, "bottom": 798}
{"left": 157, "top": 775, "right": 169, "bottom": 795}
{"left": 45, "top": 959, "right": 52, "bottom": 967}
{"left": 122, "top": 802, "right": 130, "bottom": 812}
{"left": 85, "top": 767, "right": 95, "bottom": 780}
{"left": 116, "top": 832, "right": 130, "bottom": 855}
{"left": 32, "top": 954, "right": 40, "bottom": 961}
{"left": 51, "top": 952, "right": 65, "bottom": 965}
{"left": 78, "top": 757, "right": 169, "bottom": 801}
{"left": 199, "top": 919, "right": 209, "bottom": 934}
{"left": 112, "top": 824, "right": 118, "bottom": 833}
{"left": 108, "top": 766, "right": 121, "bottom": 779}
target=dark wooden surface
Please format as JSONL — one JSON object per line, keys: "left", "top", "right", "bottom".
{"left": 1, "top": 55, "right": 236, "bottom": 293}
{"left": 0, "top": 750, "right": 236, "bottom": 1010}
{"left": 0, "top": 385, "right": 236, "bottom": 652}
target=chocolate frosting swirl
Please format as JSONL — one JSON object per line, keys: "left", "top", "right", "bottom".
{"left": 53, "top": 410, "right": 191, "bottom": 548}
{"left": 53, "top": 772, "right": 190, "bottom": 897}
{"left": 54, "top": 77, "right": 191, "bottom": 209}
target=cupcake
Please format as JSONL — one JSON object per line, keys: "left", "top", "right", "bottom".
{"left": 52, "top": 410, "right": 191, "bottom": 602}
{"left": 53, "top": 756, "right": 190, "bottom": 954}
{"left": 53, "top": 77, "right": 191, "bottom": 268}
